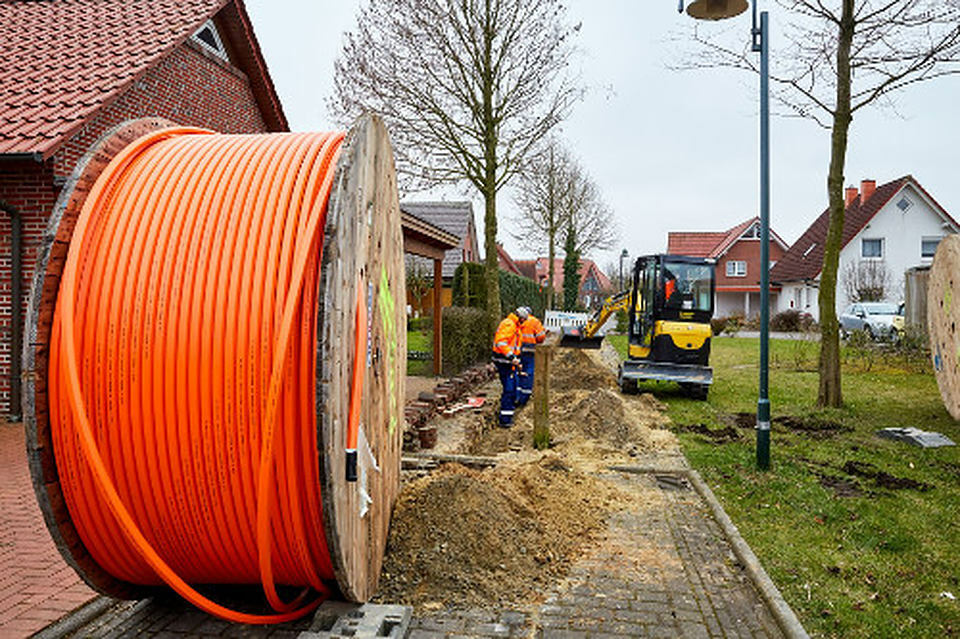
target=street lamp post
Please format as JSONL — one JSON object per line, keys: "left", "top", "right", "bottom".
{"left": 679, "top": 0, "right": 771, "bottom": 470}
{"left": 619, "top": 248, "right": 629, "bottom": 291}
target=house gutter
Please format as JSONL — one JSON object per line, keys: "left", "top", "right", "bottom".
{"left": 1, "top": 200, "right": 23, "bottom": 421}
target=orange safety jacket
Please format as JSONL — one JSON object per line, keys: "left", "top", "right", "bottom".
{"left": 492, "top": 313, "right": 521, "bottom": 363}
{"left": 518, "top": 316, "right": 546, "bottom": 353}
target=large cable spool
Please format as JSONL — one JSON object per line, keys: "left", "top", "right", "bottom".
{"left": 928, "top": 234, "right": 960, "bottom": 420}
{"left": 22, "top": 115, "right": 405, "bottom": 622}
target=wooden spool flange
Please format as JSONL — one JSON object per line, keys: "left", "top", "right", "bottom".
{"left": 927, "top": 234, "right": 960, "bottom": 420}
{"left": 22, "top": 115, "right": 405, "bottom": 602}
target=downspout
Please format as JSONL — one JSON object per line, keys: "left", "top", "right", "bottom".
{"left": 1, "top": 200, "right": 22, "bottom": 421}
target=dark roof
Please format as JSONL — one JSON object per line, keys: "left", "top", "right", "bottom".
{"left": 0, "top": 0, "right": 287, "bottom": 158}
{"left": 667, "top": 217, "right": 788, "bottom": 258}
{"left": 400, "top": 201, "right": 477, "bottom": 278}
{"left": 770, "top": 177, "right": 913, "bottom": 282}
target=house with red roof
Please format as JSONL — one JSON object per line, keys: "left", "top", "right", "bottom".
{"left": 0, "top": 0, "right": 287, "bottom": 417}
{"left": 667, "top": 217, "right": 788, "bottom": 318}
{"left": 771, "top": 176, "right": 958, "bottom": 320}
{"left": 514, "top": 256, "right": 613, "bottom": 309}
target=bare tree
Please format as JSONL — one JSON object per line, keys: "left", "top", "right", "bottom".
{"left": 405, "top": 257, "right": 433, "bottom": 317}
{"left": 513, "top": 138, "right": 616, "bottom": 308}
{"left": 841, "top": 259, "right": 891, "bottom": 303}
{"left": 330, "top": 0, "right": 582, "bottom": 327}
{"left": 680, "top": 0, "right": 960, "bottom": 407}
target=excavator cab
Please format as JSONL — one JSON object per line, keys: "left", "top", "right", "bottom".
{"left": 621, "top": 255, "right": 715, "bottom": 398}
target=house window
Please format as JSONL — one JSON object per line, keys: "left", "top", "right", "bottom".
{"left": 192, "top": 20, "right": 229, "bottom": 60}
{"left": 726, "top": 260, "right": 747, "bottom": 277}
{"left": 742, "top": 223, "right": 760, "bottom": 239}
{"left": 861, "top": 238, "right": 883, "bottom": 259}
{"left": 922, "top": 236, "right": 943, "bottom": 259}
{"left": 897, "top": 196, "right": 913, "bottom": 212}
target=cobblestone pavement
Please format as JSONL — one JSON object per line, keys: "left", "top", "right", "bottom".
{"left": 53, "top": 471, "right": 786, "bottom": 638}
{"left": 0, "top": 423, "right": 97, "bottom": 637}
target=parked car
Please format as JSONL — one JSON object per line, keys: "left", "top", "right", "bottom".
{"left": 839, "top": 302, "right": 901, "bottom": 341}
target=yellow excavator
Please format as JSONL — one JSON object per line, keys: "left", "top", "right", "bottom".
{"left": 560, "top": 254, "right": 715, "bottom": 400}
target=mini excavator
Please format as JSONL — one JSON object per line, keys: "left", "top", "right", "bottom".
{"left": 560, "top": 254, "right": 716, "bottom": 400}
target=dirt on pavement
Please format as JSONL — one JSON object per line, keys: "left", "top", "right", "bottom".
{"left": 381, "top": 345, "right": 678, "bottom": 611}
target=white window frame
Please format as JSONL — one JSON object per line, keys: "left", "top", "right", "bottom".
{"left": 192, "top": 20, "right": 229, "bottom": 61}
{"left": 861, "top": 238, "right": 883, "bottom": 260}
{"left": 726, "top": 260, "right": 747, "bottom": 277}
{"left": 921, "top": 236, "right": 943, "bottom": 260}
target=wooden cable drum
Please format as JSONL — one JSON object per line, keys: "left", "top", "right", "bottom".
{"left": 927, "top": 234, "right": 960, "bottom": 420}
{"left": 22, "top": 114, "right": 405, "bottom": 623}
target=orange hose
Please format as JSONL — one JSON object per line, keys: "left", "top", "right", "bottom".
{"left": 50, "top": 129, "right": 347, "bottom": 623}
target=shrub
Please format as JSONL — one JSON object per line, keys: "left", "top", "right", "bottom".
{"left": 710, "top": 317, "right": 727, "bottom": 336}
{"left": 615, "top": 309, "right": 629, "bottom": 334}
{"left": 770, "top": 309, "right": 817, "bottom": 332}
{"left": 452, "top": 262, "right": 547, "bottom": 317}
{"left": 407, "top": 316, "right": 434, "bottom": 332}
{"left": 441, "top": 306, "right": 490, "bottom": 375}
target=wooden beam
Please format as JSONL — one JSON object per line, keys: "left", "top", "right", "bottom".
{"left": 433, "top": 257, "right": 443, "bottom": 376}
{"left": 403, "top": 235, "right": 445, "bottom": 260}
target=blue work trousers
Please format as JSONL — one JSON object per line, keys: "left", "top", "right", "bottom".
{"left": 516, "top": 351, "right": 535, "bottom": 406}
{"left": 494, "top": 359, "right": 517, "bottom": 425}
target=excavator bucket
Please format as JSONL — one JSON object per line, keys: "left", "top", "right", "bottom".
{"left": 558, "top": 325, "right": 603, "bottom": 349}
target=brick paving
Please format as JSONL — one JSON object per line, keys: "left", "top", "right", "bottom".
{"left": 52, "top": 470, "right": 788, "bottom": 638}
{"left": 0, "top": 423, "right": 97, "bottom": 637}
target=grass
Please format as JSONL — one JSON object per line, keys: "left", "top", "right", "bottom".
{"left": 607, "top": 334, "right": 960, "bottom": 638}
{"left": 407, "top": 328, "right": 433, "bottom": 376}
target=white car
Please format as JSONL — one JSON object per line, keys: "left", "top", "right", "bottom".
{"left": 839, "top": 302, "right": 901, "bottom": 341}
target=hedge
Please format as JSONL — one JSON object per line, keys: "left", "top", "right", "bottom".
{"left": 452, "top": 262, "right": 546, "bottom": 318}
{"left": 441, "top": 306, "right": 490, "bottom": 375}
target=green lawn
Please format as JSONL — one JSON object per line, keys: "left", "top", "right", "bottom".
{"left": 407, "top": 329, "right": 433, "bottom": 376}
{"left": 607, "top": 334, "right": 960, "bottom": 638}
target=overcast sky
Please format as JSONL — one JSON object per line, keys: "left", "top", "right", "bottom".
{"left": 246, "top": 0, "right": 960, "bottom": 275}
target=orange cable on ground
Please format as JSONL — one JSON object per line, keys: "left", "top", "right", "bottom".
{"left": 50, "top": 128, "right": 348, "bottom": 623}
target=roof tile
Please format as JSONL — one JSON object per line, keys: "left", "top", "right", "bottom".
{"left": 0, "top": 0, "right": 227, "bottom": 157}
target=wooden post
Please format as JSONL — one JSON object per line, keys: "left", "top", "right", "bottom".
{"left": 533, "top": 341, "right": 552, "bottom": 450}
{"left": 433, "top": 257, "right": 442, "bottom": 376}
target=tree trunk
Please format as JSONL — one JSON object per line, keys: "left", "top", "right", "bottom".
{"left": 481, "top": 0, "right": 501, "bottom": 329}
{"left": 817, "top": 0, "right": 855, "bottom": 408}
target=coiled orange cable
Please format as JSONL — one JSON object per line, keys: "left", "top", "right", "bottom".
{"left": 50, "top": 128, "right": 351, "bottom": 623}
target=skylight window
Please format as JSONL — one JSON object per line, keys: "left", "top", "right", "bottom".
{"left": 802, "top": 243, "right": 816, "bottom": 258}
{"left": 192, "top": 20, "right": 228, "bottom": 61}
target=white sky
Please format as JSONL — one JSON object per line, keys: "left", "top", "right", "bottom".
{"left": 246, "top": 0, "right": 960, "bottom": 275}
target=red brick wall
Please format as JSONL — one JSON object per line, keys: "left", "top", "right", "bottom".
{"left": 0, "top": 41, "right": 272, "bottom": 415}
{"left": 716, "top": 240, "right": 787, "bottom": 289}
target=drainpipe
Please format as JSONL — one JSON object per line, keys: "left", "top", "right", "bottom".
{"left": 1, "top": 200, "right": 23, "bottom": 422}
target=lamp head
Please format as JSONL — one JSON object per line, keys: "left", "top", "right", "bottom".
{"left": 685, "top": 0, "right": 748, "bottom": 20}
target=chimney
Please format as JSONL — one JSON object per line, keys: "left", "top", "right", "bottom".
{"left": 861, "top": 179, "right": 876, "bottom": 203}
{"left": 845, "top": 185, "right": 859, "bottom": 207}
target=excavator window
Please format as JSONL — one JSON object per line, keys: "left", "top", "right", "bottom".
{"left": 662, "top": 261, "right": 713, "bottom": 312}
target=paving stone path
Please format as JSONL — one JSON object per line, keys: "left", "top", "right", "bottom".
{"left": 0, "top": 424, "right": 97, "bottom": 637}
{"left": 53, "top": 471, "right": 785, "bottom": 638}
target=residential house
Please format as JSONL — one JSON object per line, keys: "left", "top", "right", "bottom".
{"left": 771, "top": 176, "right": 958, "bottom": 319}
{"left": 514, "top": 257, "right": 613, "bottom": 309}
{"left": 667, "top": 217, "right": 788, "bottom": 317}
{"left": 401, "top": 201, "right": 480, "bottom": 311}
{"left": 0, "top": 0, "right": 287, "bottom": 416}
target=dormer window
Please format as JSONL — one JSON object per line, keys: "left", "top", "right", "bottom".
{"left": 742, "top": 223, "right": 761, "bottom": 239}
{"left": 192, "top": 20, "right": 229, "bottom": 61}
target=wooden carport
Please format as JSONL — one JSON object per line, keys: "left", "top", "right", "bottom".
{"left": 401, "top": 211, "right": 459, "bottom": 375}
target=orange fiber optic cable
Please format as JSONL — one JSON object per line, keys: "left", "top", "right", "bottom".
{"left": 49, "top": 128, "right": 349, "bottom": 623}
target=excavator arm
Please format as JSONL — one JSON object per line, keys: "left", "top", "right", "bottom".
{"left": 559, "top": 290, "right": 630, "bottom": 349}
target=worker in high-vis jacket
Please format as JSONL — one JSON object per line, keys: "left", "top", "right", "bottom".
{"left": 492, "top": 307, "right": 525, "bottom": 427}
{"left": 516, "top": 307, "right": 545, "bottom": 407}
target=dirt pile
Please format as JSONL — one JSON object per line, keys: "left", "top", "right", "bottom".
{"left": 376, "top": 457, "right": 631, "bottom": 610}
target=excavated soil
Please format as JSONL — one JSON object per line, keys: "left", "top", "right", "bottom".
{"left": 381, "top": 345, "right": 678, "bottom": 611}
{"left": 375, "top": 457, "right": 637, "bottom": 610}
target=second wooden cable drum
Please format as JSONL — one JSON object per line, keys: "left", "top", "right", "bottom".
{"left": 928, "top": 234, "right": 960, "bottom": 420}
{"left": 23, "top": 114, "right": 405, "bottom": 622}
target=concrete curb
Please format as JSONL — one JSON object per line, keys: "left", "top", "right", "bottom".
{"left": 610, "top": 465, "right": 809, "bottom": 639}
{"left": 32, "top": 596, "right": 118, "bottom": 639}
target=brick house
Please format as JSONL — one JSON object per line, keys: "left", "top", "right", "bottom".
{"left": 771, "top": 176, "right": 958, "bottom": 320}
{"left": 667, "top": 217, "right": 788, "bottom": 318}
{"left": 0, "top": 0, "right": 287, "bottom": 417}
{"left": 514, "top": 257, "right": 613, "bottom": 309}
